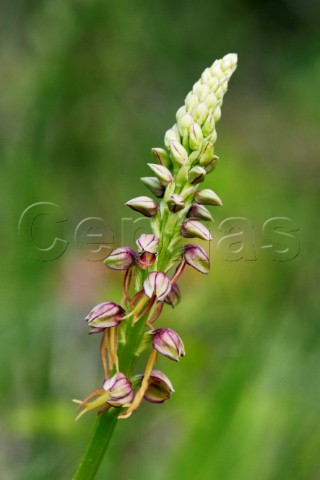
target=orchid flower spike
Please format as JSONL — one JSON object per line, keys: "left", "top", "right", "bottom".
{"left": 75, "top": 54, "right": 237, "bottom": 422}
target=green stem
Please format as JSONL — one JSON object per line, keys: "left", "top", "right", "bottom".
{"left": 73, "top": 313, "right": 149, "bottom": 479}
{"left": 72, "top": 408, "right": 118, "bottom": 480}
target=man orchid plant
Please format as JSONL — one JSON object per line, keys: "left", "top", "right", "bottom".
{"left": 73, "top": 53, "right": 237, "bottom": 479}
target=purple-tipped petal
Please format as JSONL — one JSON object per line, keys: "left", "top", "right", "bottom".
{"left": 143, "top": 272, "right": 171, "bottom": 302}
{"left": 184, "top": 244, "right": 210, "bottom": 274}
{"left": 151, "top": 328, "right": 185, "bottom": 362}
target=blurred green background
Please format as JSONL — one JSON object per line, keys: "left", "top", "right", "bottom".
{"left": 1, "top": 1, "right": 320, "bottom": 479}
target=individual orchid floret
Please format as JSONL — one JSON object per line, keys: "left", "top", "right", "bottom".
{"left": 198, "top": 142, "right": 214, "bottom": 166}
{"left": 164, "top": 128, "right": 180, "bottom": 149}
{"left": 141, "top": 176, "right": 165, "bottom": 198}
{"left": 189, "top": 122, "right": 203, "bottom": 150}
{"left": 74, "top": 372, "right": 134, "bottom": 420}
{"left": 151, "top": 147, "right": 172, "bottom": 169}
{"left": 134, "top": 370, "right": 174, "bottom": 403}
{"left": 151, "top": 328, "right": 185, "bottom": 362}
{"left": 181, "top": 219, "right": 212, "bottom": 241}
{"left": 143, "top": 272, "right": 171, "bottom": 302}
{"left": 167, "top": 194, "right": 185, "bottom": 213}
{"left": 193, "top": 102, "right": 209, "bottom": 125}
{"left": 202, "top": 111, "right": 215, "bottom": 136}
{"left": 188, "top": 166, "right": 206, "bottom": 185}
{"left": 104, "top": 247, "right": 136, "bottom": 271}
{"left": 148, "top": 163, "right": 173, "bottom": 186}
{"left": 136, "top": 233, "right": 159, "bottom": 254}
{"left": 184, "top": 244, "right": 210, "bottom": 274}
{"left": 136, "top": 233, "right": 159, "bottom": 269}
{"left": 185, "top": 91, "right": 198, "bottom": 111}
{"left": 164, "top": 283, "right": 181, "bottom": 308}
{"left": 203, "top": 155, "right": 219, "bottom": 173}
{"left": 187, "top": 203, "right": 213, "bottom": 221}
{"left": 177, "top": 112, "right": 193, "bottom": 136}
{"left": 170, "top": 140, "right": 188, "bottom": 166}
{"left": 85, "top": 302, "right": 125, "bottom": 332}
{"left": 126, "top": 196, "right": 158, "bottom": 217}
{"left": 102, "top": 372, "right": 134, "bottom": 407}
{"left": 194, "top": 188, "right": 222, "bottom": 206}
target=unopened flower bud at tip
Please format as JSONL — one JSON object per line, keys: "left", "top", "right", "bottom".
{"left": 193, "top": 102, "right": 209, "bottom": 125}
{"left": 185, "top": 92, "right": 198, "bottom": 112}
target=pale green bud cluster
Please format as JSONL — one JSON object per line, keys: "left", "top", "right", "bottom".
{"left": 171, "top": 53, "right": 237, "bottom": 164}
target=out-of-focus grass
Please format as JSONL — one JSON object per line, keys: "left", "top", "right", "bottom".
{"left": 1, "top": 1, "right": 319, "bottom": 479}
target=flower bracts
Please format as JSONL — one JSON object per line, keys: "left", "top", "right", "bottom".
{"left": 74, "top": 54, "right": 237, "bottom": 420}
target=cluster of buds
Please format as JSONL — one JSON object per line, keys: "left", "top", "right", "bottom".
{"left": 74, "top": 54, "right": 237, "bottom": 420}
